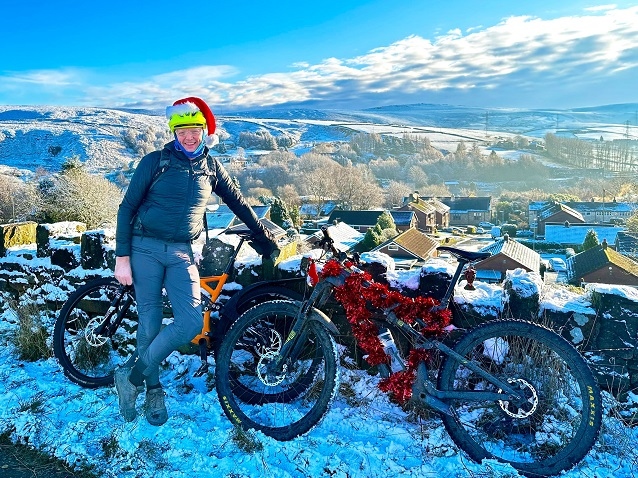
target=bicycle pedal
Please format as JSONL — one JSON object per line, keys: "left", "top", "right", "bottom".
{"left": 193, "top": 363, "right": 209, "bottom": 377}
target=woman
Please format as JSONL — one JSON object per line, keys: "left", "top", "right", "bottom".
{"left": 114, "top": 97, "right": 277, "bottom": 426}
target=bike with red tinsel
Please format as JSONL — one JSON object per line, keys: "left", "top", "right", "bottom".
{"left": 214, "top": 226, "right": 602, "bottom": 477}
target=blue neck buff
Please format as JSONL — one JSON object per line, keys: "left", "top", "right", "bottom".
{"left": 174, "top": 135, "right": 205, "bottom": 159}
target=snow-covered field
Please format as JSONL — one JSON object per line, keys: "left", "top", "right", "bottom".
{"left": 2, "top": 245, "right": 638, "bottom": 477}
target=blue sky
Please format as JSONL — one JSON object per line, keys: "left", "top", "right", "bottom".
{"left": 2, "top": 1, "right": 638, "bottom": 111}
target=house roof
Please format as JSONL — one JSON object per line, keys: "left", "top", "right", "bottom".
{"left": 426, "top": 198, "right": 450, "bottom": 214}
{"left": 564, "top": 201, "right": 635, "bottom": 214}
{"left": 205, "top": 211, "right": 236, "bottom": 230}
{"left": 615, "top": 231, "right": 638, "bottom": 258}
{"left": 404, "top": 200, "right": 436, "bottom": 214}
{"left": 545, "top": 223, "right": 623, "bottom": 245}
{"left": 299, "top": 201, "right": 337, "bottom": 217}
{"left": 479, "top": 236, "right": 540, "bottom": 271}
{"left": 373, "top": 227, "right": 438, "bottom": 260}
{"left": 531, "top": 200, "right": 636, "bottom": 214}
{"left": 435, "top": 196, "right": 492, "bottom": 212}
{"left": 568, "top": 244, "right": 638, "bottom": 282}
{"left": 304, "top": 221, "right": 363, "bottom": 252}
{"left": 327, "top": 210, "right": 385, "bottom": 226}
{"left": 389, "top": 210, "right": 416, "bottom": 226}
{"left": 215, "top": 204, "right": 271, "bottom": 219}
{"left": 537, "top": 202, "right": 584, "bottom": 222}
{"left": 228, "top": 218, "right": 287, "bottom": 239}
{"left": 529, "top": 201, "right": 549, "bottom": 212}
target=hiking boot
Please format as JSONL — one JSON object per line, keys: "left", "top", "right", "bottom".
{"left": 114, "top": 367, "right": 143, "bottom": 422}
{"left": 145, "top": 388, "right": 168, "bottom": 426}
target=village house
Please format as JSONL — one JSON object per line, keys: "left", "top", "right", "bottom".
{"left": 303, "top": 221, "right": 363, "bottom": 252}
{"left": 544, "top": 223, "right": 624, "bottom": 247}
{"left": 615, "top": 231, "right": 638, "bottom": 260}
{"left": 434, "top": 196, "right": 492, "bottom": 227}
{"left": 534, "top": 202, "right": 584, "bottom": 236}
{"left": 476, "top": 235, "right": 541, "bottom": 283}
{"left": 372, "top": 227, "right": 439, "bottom": 270}
{"left": 326, "top": 210, "right": 416, "bottom": 233}
{"left": 529, "top": 200, "right": 636, "bottom": 230}
{"left": 567, "top": 240, "right": 638, "bottom": 287}
{"left": 398, "top": 194, "right": 437, "bottom": 232}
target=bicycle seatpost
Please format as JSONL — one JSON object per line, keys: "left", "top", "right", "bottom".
{"left": 222, "top": 235, "right": 248, "bottom": 276}
{"left": 438, "top": 258, "right": 470, "bottom": 309}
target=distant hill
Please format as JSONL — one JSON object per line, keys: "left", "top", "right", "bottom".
{"left": 1, "top": 103, "right": 636, "bottom": 178}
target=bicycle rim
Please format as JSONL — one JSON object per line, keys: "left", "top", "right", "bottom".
{"left": 438, "top": 320, "right": 601, "bottom": 477}
{"left": 216, "top": 300, "right": 339, "bottom": 441}
{"left": 53, "top": 278, "right": 138, "bottom": 388}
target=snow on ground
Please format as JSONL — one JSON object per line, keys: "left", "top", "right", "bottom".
{"left": 1, "top": 246, "right": 638, "bottom": 477}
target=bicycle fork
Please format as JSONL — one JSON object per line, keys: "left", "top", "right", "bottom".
{"left": 264, "top": 282, "right": 333, "bottom": 378}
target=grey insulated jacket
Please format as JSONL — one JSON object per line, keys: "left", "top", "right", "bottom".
{"left": 116, "top": 141, "right": 263, "bottom": 256}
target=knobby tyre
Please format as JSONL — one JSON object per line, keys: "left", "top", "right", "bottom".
{"left": 53, "top": 277, "right": 138, "bottom": 388}
{"left": 437, "top": 319, "right": 602, "bottom": 477}
{"left": 215, "top": 300, "right": 339, "bottom": 441}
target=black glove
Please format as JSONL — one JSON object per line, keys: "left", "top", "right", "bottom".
{"left": 249, "top": 230, "right": 279, "bottom": 259}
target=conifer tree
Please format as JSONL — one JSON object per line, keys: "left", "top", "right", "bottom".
{"left": 270, "top": 197, "right": 290, "bottom": 227}
{"left": 582, "top": 229, "right": 599, "bottom": 251}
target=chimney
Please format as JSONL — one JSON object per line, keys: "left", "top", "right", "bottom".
{"left": 602, "top": 238, "right": 608, "bottom": 249}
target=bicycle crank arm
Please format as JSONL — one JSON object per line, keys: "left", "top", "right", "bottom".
{"left": 193, "top": 339, "right": 209, "bottom": 377}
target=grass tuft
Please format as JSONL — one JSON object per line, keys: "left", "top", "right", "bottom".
{"left": 230, "top": 426, "right": 263, "bottom": 454}
{"left": 11, "top": 300, "right": 52, "bottom": 361}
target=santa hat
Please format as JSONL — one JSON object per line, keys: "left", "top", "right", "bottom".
{"left": 166, "top": 96, "right": 219, "bottom": 147}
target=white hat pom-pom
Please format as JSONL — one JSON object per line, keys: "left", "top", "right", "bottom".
{"left": 205, "top": 134, "right": 219, "bottom": 147}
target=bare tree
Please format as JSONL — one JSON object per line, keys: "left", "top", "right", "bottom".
{"left": 334, "top": 166, "right": 383, "bottom": 210}
{"left": 384, "top": 180, "right": 412, "bottom": 208}
{"left": 42, "top": 163, "right": 123, "bottom": 228}
{"left": 276, "top": 184, "right": 301, "bottom": 207}
{"left": 0, "top": 175, "right": 39, "bottom": 223}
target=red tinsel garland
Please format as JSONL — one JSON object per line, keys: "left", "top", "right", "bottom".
{"left": 322, "top": 259, "right": 452, "bottom": 404}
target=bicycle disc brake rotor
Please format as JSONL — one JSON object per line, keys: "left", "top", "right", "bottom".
{"left": 498, "top": 378, "right": 538, "bottom": 418}
{"left": 84, "top": 316, "right": 109, "bottom": 347}
{"left": 256, "top": 350, "right": 288, "bottom": 386}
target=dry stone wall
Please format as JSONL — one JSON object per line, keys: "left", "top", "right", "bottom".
{"left": 2, "top": 221, "right": 638, "bottom": 399}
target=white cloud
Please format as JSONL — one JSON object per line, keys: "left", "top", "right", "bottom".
{"left": 584, "top": 4, "right": 617, "bottom": 11}
{"left": 0, "top": 69, "right": 81, "bottom": 87}
{"left": 2, "top": 6, "right": 637, "bottom": 109}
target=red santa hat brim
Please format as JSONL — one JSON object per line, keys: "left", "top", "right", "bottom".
{"left": 166, "top": 96, "right": 218, "bottom": 147}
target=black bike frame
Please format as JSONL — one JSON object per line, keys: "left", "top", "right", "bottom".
{"left": 268, "top": 253, "right": 529, "bottom": 408}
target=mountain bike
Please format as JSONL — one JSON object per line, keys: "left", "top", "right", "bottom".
{"left": 53, "top": 228, "right": 303, "bottom": 389}
{"left": 215, "top": 227, "right": 602, "bottom": 477}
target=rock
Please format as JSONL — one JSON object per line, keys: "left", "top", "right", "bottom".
{"left": 0, "top": 221, "right": 37, "bottom": 257}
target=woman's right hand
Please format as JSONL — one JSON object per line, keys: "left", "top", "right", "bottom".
{"left": 114, "top": 256, "right": 133, "bottom": 285}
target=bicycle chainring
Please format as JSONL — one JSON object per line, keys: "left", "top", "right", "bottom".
{"left": 498, "top": 378, "right": 538, "bottom": 418}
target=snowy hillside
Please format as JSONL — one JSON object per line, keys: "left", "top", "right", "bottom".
{"left": 0, "top": 106, "right": 167, "bottom": 176}
{"left": 1, "top": 103, "right": 637, "bottom": 179}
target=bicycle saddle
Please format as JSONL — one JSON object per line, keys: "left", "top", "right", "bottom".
{"left": 436, "top": 246, "right": 492, "bottom": 261}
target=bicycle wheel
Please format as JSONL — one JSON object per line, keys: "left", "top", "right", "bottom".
{"left": 215, "top": 300, "right": 339, "bottom": 441}
{"left": 214, "top": 284, "right": 305, "bottom": 352}
{"left": 437, "top": 319, "right": 601, "bottom": 477}
{"left": 53, "top": 277, "right": 138, "bottom": 388}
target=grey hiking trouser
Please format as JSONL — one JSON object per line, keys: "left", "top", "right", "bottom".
{"left": 130, "top": 235, "right": 202, "bottom": 387}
